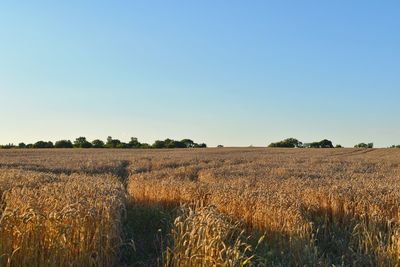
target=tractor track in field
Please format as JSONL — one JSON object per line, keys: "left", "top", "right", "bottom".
{"left": 327, "top": 148, "right": 376, "bottom": 158}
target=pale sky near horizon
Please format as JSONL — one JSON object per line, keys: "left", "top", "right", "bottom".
{"left": 1, "top": 1, "right": 399, "bottom": 147}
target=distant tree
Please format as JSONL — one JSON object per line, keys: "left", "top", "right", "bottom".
{"left": 305, "top": 139, "right": 334, "bottom": 148}
{"left": 111, "top": 139, "right": 122, "bottom": 148}
{"left": 217, "top": 145, "right": 224, "bottom": 148}
{"left": 18, "top": 142, "right": 26, "bottom": 148}
{"left": 47, "top": 141, "right": 54, "bottom": 148}
{"left": 5, "top": 137, "right": 205, "bottom": 149}
{"left": 55, "top": 140, "right": 73, "bottom": 148}
{"left": 181, "top": 139, "right": 195, "bottom": 148}
{"left": 0, "top": 143, "right": 15, "bottom": 149}
{"left": 107, "top": 136, "right": 113, "bottom": 144}
{"left": 105, "top": 136, "right": 121, "bottom": 148}
{"left": 335, "top": 144, "right": 343, "bottom": 148}
{"left": 140, "top": 143, "right": 151, "bottom": 149}
{"left": 269, "top": 138, "right": 302, "bottom": 148}
{"left": 116, "top": 143, "right": 130, "bottom": 149}
{"left": 73, "top": 137, "right": 92, "bottom": 148}
{"left": 319, "top": 139, "right": 334, "bottom": 148}
{"left": 309, "top": 142, "right": 321, "bottom": 148}
{"left": 33, "top": 141, "right": 54, "bottom": 148}
{"left": 92, "top": 139, "right": 105, "bottom": 148}
{"left": 175, "top": 141, "right": 187, "bottom": 148}
{"left": 128, "top": 137, "right": 141, "bottom": 148}
{"left": 194, "top": 143, "right": 207, "bottom": 148}
{"left": 354, "top": 143, "right": 373, "bottom": 148}
{"left": 152, "top": 140, "right": 165, "bottom": 149}
{"left": 268, "top": 142, "right": 277, "bottom": 147}
{"left": 163, "top": 139, "right": 174, "bottom": 148}
{"left": 165, "top": 140, "right": 186, "bottom": 148}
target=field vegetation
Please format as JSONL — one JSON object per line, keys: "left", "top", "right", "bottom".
{"left": 1, "top": 148, "right": 400, "bottom": 266}
{"left": 0, "top": 137, "right": 207, "bottom": 149}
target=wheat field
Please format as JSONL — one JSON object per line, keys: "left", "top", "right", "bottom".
{"left": 1, "top": 148, "right": 400, "bottom": 266}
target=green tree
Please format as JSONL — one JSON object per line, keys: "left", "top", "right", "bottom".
{"left": 194, "top": 143, "right": 207, "bottom": 148}
{"left": 171, "top": 140, "right": 186, "bottom": 148}
{"left": 105, "top": 136, "right": 121, "bottom": 148}
{"left": 73, "top": 137, "right": 92, "bottom": 148}
{"left": 18, "top": 142, "right": 26, "bottom": 148}
{"left": 92, "top": 139, "right": 105, "bottom": 148}
{"left": 319, "top": 139, "right": 334, "bottom": 148}
{"left": 116, "top": 143, "right": 130, "bottom": 148}
{"left": 181, "top": 139, "right": 195, "bottom": 148}
{"left": 308, "top": 142, "right": 320, "bottom": 148}
{"left": 128, "top": 137, "right": 141, "bottom": 148}
{"left": 161, "top": 139, "right": 186, "bottom": 148}
{"left": 355, "top": 143, "right": 369, "bottom": 148}
{"left": 0, "top": 143, "right": 15, "bottom": 149}
{"left": 163, "top": 139, "right": 174, "bottom": 148}
{"left": 152, "top": 140, "right": 165, "bottom": 148}
{"left": 269, "top": 138, "right": 302, "bottom": 148}
{"left": 33, "top": 141, "right": 54, "bottom": 148}
{"left": 107, "top": 136, "right": 113, "bottom": 144}
{"left": 140, "top": 143, "right": 151, "bottom": 149}
{"left": 55, "top": 140, "right": 73, "bottom": 148}
{"left": 305, "top": 139, "right": 334, "bottom": 148}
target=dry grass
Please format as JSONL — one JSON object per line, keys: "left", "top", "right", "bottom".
{"left": 127, "top": 148, "right": 400, "bottom": 266}
{"left": 0, "top": 168, "right": 125, "bottom": 266}
{"left": 2, "top": 148, "right": 400, "bottom": 266}
{"left": 163, "top": 203, "right": 255, "bottom": 267}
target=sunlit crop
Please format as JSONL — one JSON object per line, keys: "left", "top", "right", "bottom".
{"left": 1, "top": 148, "right": 400, "bottom": 266}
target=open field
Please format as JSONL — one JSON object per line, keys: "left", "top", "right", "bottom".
{"left": 1, "top": 148, "right": 400, "bottom": 266}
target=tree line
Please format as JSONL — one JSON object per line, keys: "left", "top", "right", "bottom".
{"left": 268, "top": 138, "right": 338, "bottom": 148}
{"left": 268, "top": 138, "right": 377, "bottom": 148}
{"left": 0, "top": 137, "right": 207, "bottom": 149}
{"left": 2, "top": 136, "right": 399, "bottom": 149}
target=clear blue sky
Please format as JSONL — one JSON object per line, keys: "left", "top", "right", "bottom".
{"left": 1, "top": 1, "right": 399, "bottom": 147}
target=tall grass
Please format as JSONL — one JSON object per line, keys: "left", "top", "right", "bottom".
{"left": 127, "top": 148, "right": 400, "bottom": 266}
{"left": 2, "top": 148, "right": 400, "bottom": 266}
{"left": 0, "top": 171, "right": 125, "bottom": 266}
{"left": 163, "top": 203, "right": 255, "bottom": 267}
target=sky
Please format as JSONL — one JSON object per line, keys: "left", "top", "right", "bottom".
{"left": 1, "top": 1, "right": 400, "bottom": 147}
